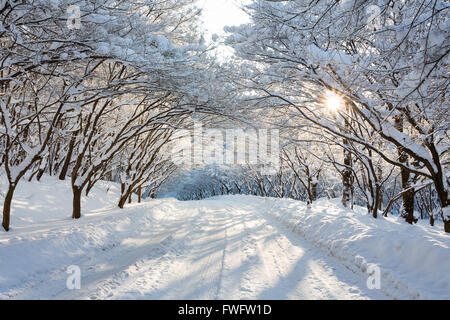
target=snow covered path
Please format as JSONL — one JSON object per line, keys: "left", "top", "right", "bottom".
{"left": 1, "top": 197, "right": 388, "bottom": 299}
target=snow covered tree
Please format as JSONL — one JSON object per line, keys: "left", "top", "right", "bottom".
{"left": 0, "top": 0, "right": 213, "bottom": 230}
{"left": 225, "top": 0, "right": 449, "bottom": 231}
{"left": 0, "top": 0, "right": 112, "bottom": 230}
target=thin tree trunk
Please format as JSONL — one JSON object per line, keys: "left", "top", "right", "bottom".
{"left": 395, "top": 112, "right": 415, "bottom": 224}
{"left": 2, "top": 184, "right": 15, "bottom": 231}
{"left": 138, "top": 187, "right": 142, "bottom": 203}
{"left": 437, "top": 192, "right": 449, "bottom": 233}
{"left": 59, "top": 134, "right": 76, "bottom": 180}
{"left": 400, "top": 169, "right": 415, "bottom": 224}
{"left": 372, "top": 185, "right": 382, "bottom": 219}
{"left": 377, "top": 187, "right": 383, "bottom": 211}
{"left": 72, "top": 186, "right": 82, "bottom": 219}
{"left": 86, "top": 180, "right": 94, "bottom": 196}
{"left": 377, "top": 165, "right": 383, "bottom": 210}
{"left": 342, "top": 104, "right": 353, "bottom": 208}
{"left": 342, "top": 147, "right": 353, "bottom": 207}
{"left": 311, "top": 177, "right": 318, "bottom": 202}
{"left": 36, "top": 168, "right": 45, "bottom": 181}
{"left": 118, "top": 187, "right": 131, "bottom": 209}
{"left": 28, "top": 168, "right": 39, "bottom": 182}
{"left": 433, "top": 168, "right": 449, "bottom": 233}
{"left": 370, "top": 205, "right": 378, "bottom": 219}
{"left": 398, "top": 147, "right": 415, "bottom": 223}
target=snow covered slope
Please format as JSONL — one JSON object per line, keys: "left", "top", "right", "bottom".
{"left": 0, "top": 176, "right": 121, "bottom": 228}
{"left": 0, "top": 178, "right": 449, "bottom": 299}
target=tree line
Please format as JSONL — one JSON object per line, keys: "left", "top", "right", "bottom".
{"left": 0, "top": 0, "right": 217, "bottom": 231}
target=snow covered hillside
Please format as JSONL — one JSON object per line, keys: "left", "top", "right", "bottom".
{"left": 0, "top": 178, "right": 449, "bottom": 300}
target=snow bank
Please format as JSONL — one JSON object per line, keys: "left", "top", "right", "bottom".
{"left": 0, "top": 176, "right": 182, "bottom": 298}
{"left": 220, "top": 195, "right": 450, "bottom": 300}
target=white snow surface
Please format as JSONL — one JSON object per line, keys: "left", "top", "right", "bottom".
{"left": 0, "top": 177, "right": 449, "bottom": 300}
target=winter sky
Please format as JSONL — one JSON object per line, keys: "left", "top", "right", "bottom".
{"left": 200, "top": 0, "right": 250, "bottom": 39}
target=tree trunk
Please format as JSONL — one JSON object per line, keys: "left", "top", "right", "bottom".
{"left": 377, "top": 165, "right": 383, "bottom": 211}
{"left": 59, "top": 134, "right": 76, "bottom": 180}
{"left": 311, "top": 177, "right": 318, "bottom": 202}
{"left": 400, "top": 167, "right": 415, "bottom": 224}
{"left": 138, "top": 187, "right": 142, "bottom": 203}
{"left": 85, "top": 181, "right": 94, "bottom": 197}
{"left": 342, "top": 147, "right": 353, "bottom": 207}
{"left": 341, "top": 103, "right": 353, "bottom": 208}
{"left": 394, "top": 112, "right": 415, "bottom": 224}
{"left": 377, "top": 187, "right": 383, "bottom": 211}
{"left": 2, "top": 184, "right": 15, "bottom": 231}
{"left": 438, "top": 191, "right": 449, "bottom": 233}
{"left": 372, "top": 185, "right": 382, "bottom": 219}
{"left": 118, "top": 184, "right": 131, "bottom": 209}
{"left": 72, "top": 186, "right": 82, "bottom": 219}
{"left": 433, "top": 170, "right": 449, "bottom": 233}
{"left": 36, "top": 168, "right": 45, "bottom": 181}
{"left": 118, "top": 196, "right": 126, "bottom": 209}
{"left": 28, "top": 168, "right": 39, "bottom": 182}
{"left": 444, "top": 219, "right": 450, "bottom": 233}
{"left": 370, "top": 205, "right": 378, "bottom": 219}
{"left": 370, "top": 190, "right": 378, "bottom": 219}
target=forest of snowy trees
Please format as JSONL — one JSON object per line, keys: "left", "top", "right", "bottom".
{"left": 1, "top": 0, "right": 449, "bottom": 234}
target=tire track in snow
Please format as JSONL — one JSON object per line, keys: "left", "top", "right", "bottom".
{"left": 3, "top": 198, "right": 390, "bottom": 299}
{"left": 72, "top": 216, "right": 203, "bottom": 300}
{"left": 169, "top": 208, "right": 228, "bottom": 299}
{"left": 79, "top": 205, "right": 229, "bottom": 300}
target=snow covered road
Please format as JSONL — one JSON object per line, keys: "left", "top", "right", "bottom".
{"left": 1, "top": 196, "right": 388, "bottom": 299}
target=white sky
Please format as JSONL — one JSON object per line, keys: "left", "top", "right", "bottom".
{"left": 199, "top": 0, "right": 250, "bottom": 39}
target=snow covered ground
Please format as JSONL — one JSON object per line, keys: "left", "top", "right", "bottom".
{"left": 0, "top": 178, "right": 449, "bottom": 299}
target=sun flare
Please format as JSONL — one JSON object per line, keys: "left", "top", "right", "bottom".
{"left": 324, "top": 91, "right": 344, "bottom": 112}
